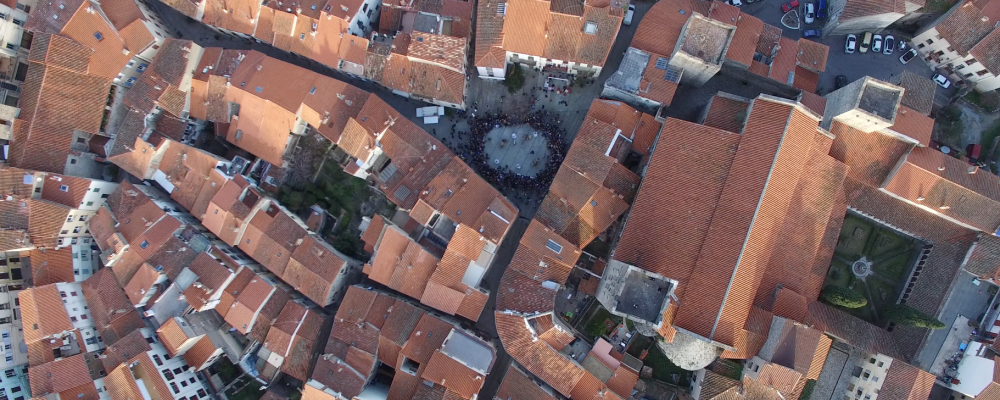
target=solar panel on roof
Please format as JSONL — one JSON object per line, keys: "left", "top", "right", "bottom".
{"left": 654, "top": 57, "right": 670, "bottom": 70}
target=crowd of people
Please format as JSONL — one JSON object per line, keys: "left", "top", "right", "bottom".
{"left": 447, "top": 111, "right": 569, "bottom": 200}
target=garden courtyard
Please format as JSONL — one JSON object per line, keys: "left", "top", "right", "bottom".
{"left": 822, "top": 214, "right": 923, "bottom": 324}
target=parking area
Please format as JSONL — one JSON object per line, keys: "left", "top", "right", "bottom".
{"left": 737, "top": 0, "right": 957, "bottom": 101}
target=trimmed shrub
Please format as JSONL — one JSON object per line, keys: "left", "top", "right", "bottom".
{"left": 821, "top": 286, "right": 868, "bottom": 309}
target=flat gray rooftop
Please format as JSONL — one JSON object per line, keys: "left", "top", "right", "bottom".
{"left": 441, "top": 329, "right": 493, "bottom": 374}
{"left": 858, "top": 83, "right": 901, "bottom": 121}
{"left": 615, "top": 269, "right": 670, "bottom": 323}
{"left": 606, "top": 48, "right": 650, "bottom": 94}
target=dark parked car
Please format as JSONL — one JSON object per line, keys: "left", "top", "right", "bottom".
{"left": 817, "top": 0, "right": 826, "bottom": 18}
{"left": 803, "top": 29, "right": 821, "bottom": 38}
{"left": 835, "top": 75, "right": 847, "bottom": 89}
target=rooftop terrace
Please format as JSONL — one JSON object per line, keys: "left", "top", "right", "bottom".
{"left": 615, "top": 269, "right": 671, "bottom": 323}
{"left": 858, "top": 81, "right": 902, "bottom": 121}
{"left": 679, "top": 15, "right": 735, "bottom": 65}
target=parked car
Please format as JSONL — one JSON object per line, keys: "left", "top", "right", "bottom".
{"left": 933, "top": 73, "right": 952, "bottom": 88}
{"left": 624, "top": 4, "right": 635, "bottom": 25}
{"left": 872, "top": 34, "right": 883, "bottom": 53}
{"left": 845, "top": 34, "right": 857, "bottom": 53}
{"left": 883, "top": 35, "right": 894, "bottom": 54}
{"left": 899, "top": 48, "right": 917, "bottom": 63}
{"left": 817, "top": 0, "right": 827, "bottom": 18}
{"left": 835, "top": 75, "right": 848, "bottom": 89}
{"left": 781, "top": 0, "right": 799, "bottom": 12}
{"left": 803, "top": 29, "right": 821, "bottom": 38}
{"left": 804, "top": 2, "right": 815, "bottom": 23}
{"left": 860, "top": 32, "right": 872, "bottom": 53}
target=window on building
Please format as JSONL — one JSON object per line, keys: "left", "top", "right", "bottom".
{"left": 967, "top": 59, "right": 978, "bottom": 66}
{"left": 70, "top": 316, "right": 77, "bottom": 322}
{"left": 978, "top": 69, "right": 990, "bottom": 76}
{"left": 956, "top": 64, "right": 966, "bottom": 70}
{"left": 59, "top": 185, "right": 68, "bottom": 192}
{"left": 918, "top": 43, "right": 925, "bottom": 49}
{"left": 170, "top": 383, "right": 179, "bottom": 394}
{"left": 153, "top": 355, "right": 163, "bottom": 366}
{"left": 10, "top": 386, "right": 19, "bottom": 393}
{"left": 59, "top": 291, "right": 66, "bottom": 298}
{"left": 4, "top": 369, "right": 14, "bottom": 378}
{"left": 947, "top": 46, "right": 954, "bottom": 52}
{"left": 926, "top": 39, "right": 934, "bottom": 45}
{"left": 72, "top": 227, "right": 81, "bottom": 234}
{"left": 163, "top": 369, "right": 174, "bottom": 380}
{"left": 140, "top": 240, "right": 149, "bottom": 249}
{"left": 85, "top": 201, "right": 93, "bottom": 206}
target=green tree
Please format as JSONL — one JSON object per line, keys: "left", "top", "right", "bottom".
{"left": 504, "top": 65, "right": 526, "bottom": 94}
{"left": 821, "top": 286, "right": 868, "bottom": 308}
{"left": 883, "top": 304, "right": 946, "bottom": 329}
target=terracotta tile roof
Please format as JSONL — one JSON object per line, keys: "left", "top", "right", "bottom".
{"left": 11, "top": 35, "right": 112, "bottom": 173}
{"left": 494, "top": 0, "right": 622, "bottom": 67}
{"left": 496, "top": 266, "right": 558, "bottom": 314}
{"left": 101, "top": 0, "right": 146, "bottom": 30}
{"left": 59, "top": 1, "right": 135, "bottom": 80}
{"left": 970, "top": 28, "right": 1000, "bottom": 76}
{"left": 890, "top": 71, "right": 936, "bottom": 116}
{"left": 203, "top": 0, "right": 260, "bottom": 35}
{"left": 884, "top": 105, "right": 933, "bottom": 146}
{"left": 421, "top": 351, "right": 487, "bottom": 398}
{"left": 614, "top": 118, "right": 740, "bottom": 299}
{"left": 81, "top": 268, "right": 146, "bottom": 345}
{"left": 798, "top": 91, "right": 827, "bottom": 116}
{"left": 937, "top": 1, "right": 995, "bottom": 55}
{"left": 28, "top": 353, "right": 98, "bottom": 399}
{"left": 884, "top": 146, "right": 1000, "bottom": 232}
{"left": 966, "top": 234, "right": 1000, "bottom": 279}
{"left": 361, "top": 214, "right": 387, "bottom": 252}
{"left": 754, "top": 363, "right": 803, "bottom": 397}
{"left": 100, "top": 329, "right": 152, "bottom": 371}
{"left": 725, "top": 13, "right": 764, "bottom": 66}
{"left": 283, "top": 235, "right": 351, "bottom": 305}
{"left": 369, "top": 227, "right": 440, "bottom": 299}
{"left": 770, "top": 288, "right": 809, "bottom": 322}
{"left": 249, "top": 286, "right": 291, "bottom": 342}
{"left": 756, "top": 149, "right": 847, "bottom": 307}
{"left": 408, "top": 32, "right": 467, "bottom": 72}
{"left": 497, "top": 313, "right": 584, "bottom": 395}
{"left": 496, "top": 365, "right": 557, "bottom": 400}
{"left": 795, "top": 39, "right": 828, "bottom": 72}
{"left": 839, "top": 0, "right": 904, "bottom": 20}
{"left": 182, "top": 336, "right": 219, "bottom": 370}
{"left": 828, "top": 121, "right": 912, "bottom": 187}
{"left": 188, "top": 251, "right": 236, "bottom": 292}
{"left": 631, "top": 0, "right": 693, "bottom": 58}
{"left": 264, "top": 302, "right": 326, "bottom": 381}
{"left": 225, "top": 275, "right": 278, "bottom": 334}
{"left": 792, "top": 67, "right": 819, "bottom": 92}
{"left": 20, "top": 284, "right": 73, "bottom": 345}
{"left": 155, "top": 140, "right": 228, "bottom": 218}
{"left": 380, "top": 55, "right": 467, "bottom": 106}
{"left": 804, "top": 301, "right": 902, "bottom": 358}
{"left": 401, "top": 314, "right": 452, "bottom": 365}
{"left": 157, "top": 317, "right": 192, "bottom": 356}
{"left": 703, "top": 95, "right": 750, "bottom": 133}
{"left": 878, "top": 360, "right": 935, "bottom": 400}
{"left": 39, "top": 174, "right": 92, "bottom": 208}
{"left": 124, "top": 263, "right": 162, "bottom": 305}
{"left": 29, "top": 247, "right": 75, "bottom": 286}
{"left": 104, "top": 363, "right": 145, "bottom": 400}
{"left": 768, "top": 37, "right": 798, "bottom": 85}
